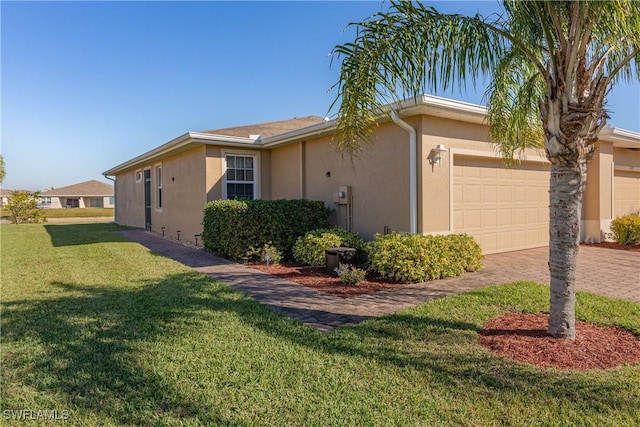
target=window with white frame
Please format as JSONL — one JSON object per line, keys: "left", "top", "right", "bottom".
{"left": 225, "top": 154, "right": 256, "bottom": 200}
{"left": 155, "top": 165, "right": 162, "bottom": 209}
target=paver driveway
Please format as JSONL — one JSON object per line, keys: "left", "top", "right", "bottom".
{"left": 119, "top": 230, "right": 639, "bottom": 332}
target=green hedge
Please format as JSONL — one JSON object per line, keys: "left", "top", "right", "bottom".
{"left": 292, "top": 227, "right": 366, "bottom": 267}
{"left": 202, "top": 199, "right": 332, "bottom": 261}
{"left": 610, "top": 214, "right": 640, "bottom": 245}
{"left": 367, "top": 233, "right": 483, "bottom": 283}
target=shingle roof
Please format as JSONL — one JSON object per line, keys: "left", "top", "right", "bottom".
{"left": 201, "top": 116, "right": 326, "bottom": 139}
{"left": 42, "top": 180, "right": 113, "bottom": 196}
{"left": 0, "top": 189, "right": 13, "bottom": 197}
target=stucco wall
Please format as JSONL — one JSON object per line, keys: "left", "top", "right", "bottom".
{"left": 269, "top": 114, "right": 549, "bottom": 243}
{"left": 270, "top": 142, "right": 304, "bottom": 199}
{"left": 114, "top": 146, "right": 207, "bottom": 242}
{"left": 205, "top": 146, "right": 223, "bottom": 201}
{"left": 103, "top": 196, "right": 115, "bottom": 208}
{"left": 49, "top": 197, "right": 63, "bottom": 209}
{"left": 292, "top": 122, "right": 411, "bottom": 240}
{"left": 581, "top": 142, "right": 640, "bottom": 240}
{"left": 613, "top": 146, "right": 640, "bottom": 217}
{"left": 150, "top": 146, "right": 207, "bottom": 243}
{"left": 420, "top": 115, "right": 490, "bottom": 234}
{"left": 115, "top": 169, "right": 145, "bottom": 228}
{"left": 614, "top": 147, "right": 640, "bottom": 168}
{"left": 584, "top": 142, "right": 614, "bottom": 218}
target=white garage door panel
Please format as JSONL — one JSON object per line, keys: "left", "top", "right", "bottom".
{"left": 454, "top": 156, "right": 550, "bottom": 254}
{"left": 614, "top": 170, "right": 640, "bottom": 217}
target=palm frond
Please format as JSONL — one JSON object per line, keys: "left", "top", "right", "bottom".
{"left": 485, "top": 49, "right": 545, "bottom": 165}
{"left": 331, "top": 0, "right": 640, "bottom": 162}
{"left": 330, "top": 0, "right": 505, "bottom": 158}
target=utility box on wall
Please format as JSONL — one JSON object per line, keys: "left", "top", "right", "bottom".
{"left": 333, "top": 185, "right": 352, "bottom": 205}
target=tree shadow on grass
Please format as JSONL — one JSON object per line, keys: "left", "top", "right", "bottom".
{"left": 3, "top": 267, "right": 637, "bottom": 423}
{"left": 44, "top": 223, "right": 131, "bottom": 247}
{"left": 0, "top": 271, "right": 279, "bottom": 426}
{"left": 234, "top": 296, "right": 639, "bottom": 416}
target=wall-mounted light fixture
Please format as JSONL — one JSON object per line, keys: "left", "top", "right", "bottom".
{"left": 429, "top": 144, "right": 447, "bottom": 166}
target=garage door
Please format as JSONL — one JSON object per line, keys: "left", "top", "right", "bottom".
{"left": 453, "top": 156, "right": 550, "bottom": 254}
{"left": 614, "top": 169, "right": 640, "bottom": 217}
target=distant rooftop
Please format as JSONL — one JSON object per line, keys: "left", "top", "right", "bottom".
{"left": 42, "top": 180, "right": 113, "bottom": 196}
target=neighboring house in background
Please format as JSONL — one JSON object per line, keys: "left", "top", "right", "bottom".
{"left": 103, "top": 95, "right": 640, "bottom": 254}
{"left": 0, "top": 189, "right": 13, "bottom": 207}
{"left": 41, "top": 180, "right": 114, "bottom": 209}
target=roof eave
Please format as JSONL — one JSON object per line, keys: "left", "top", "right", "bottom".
{"left": 262, "top": 95, "right": 488, "bottom": 147}
{"left": 412, "top": 94, "right": 487, "bottom": 124}
{"left": 598, "top": 126, "right": 640, "bottom": 149}
{"left": 103, "top": 132, "right": 262, "bottom": 176}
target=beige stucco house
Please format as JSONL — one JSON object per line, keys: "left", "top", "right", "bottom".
{"left": 103, "top": 95, "right": 640, "bottom": 254}
{"left": 0, "top": 189, "right": 13, "bottom": 207}
{"left": 41, "top": 180, "right": 114, "bottom": 209}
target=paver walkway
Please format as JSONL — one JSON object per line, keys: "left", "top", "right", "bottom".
{"left": 118, "top": 230, "right": 639, "bottom": 332}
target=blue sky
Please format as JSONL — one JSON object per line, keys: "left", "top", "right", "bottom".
{"left": 2, "top": 1, "right": 639, "bottom": 191}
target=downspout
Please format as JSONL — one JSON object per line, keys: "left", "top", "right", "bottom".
{"left": 390, "top": 110, "right": 417, "bottom": 234}
{"left": 103, "top": 174, "right": 116, "bottom": 222}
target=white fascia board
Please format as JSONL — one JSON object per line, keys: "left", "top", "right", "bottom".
{"left": 103, "top": 132, "right": 260, "bottom": 176}
{"left": 597, "top": 126, "right": 640, "bottom": 148}
{"left": 392, "top": 95, "right": 487, "bottom": 124}
{"left": 187, "top": 132, "right": 261, "bottom": 145}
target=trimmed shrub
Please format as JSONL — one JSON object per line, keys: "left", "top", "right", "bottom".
{"left": 610, "top": 215, "right": 640, "bottom": 245}
{"left": 446, "top": 233, "right": 484, "bottom": 273}
{"left": 335, "top": 263, "right": 366, "bottom": 285}
{"left": 292, "top": 227, "right": 366, "bottom": 267}
{"left": 367, "top": 232, "right": 483, "bottom": 284}
{"left": 202, "top": 199, "right": 332, "bottom": 261}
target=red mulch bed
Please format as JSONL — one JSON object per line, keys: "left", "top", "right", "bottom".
{"left": 582, "top": 242, "right": 640, "bottom": 252}
{"left": 251, "top": 242, "right": 638, "bottom": 298}
{"left": 249, "top": 262, "right": 405, "bottom": 298}
{"left": 249, "top": 259, "right": 640, "bottom": 371}
{"left": 479, "top": 313, "right": 640, "bottom": 370}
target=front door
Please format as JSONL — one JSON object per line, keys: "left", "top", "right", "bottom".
{"left": 144, "top": 169, "right": 151, "bottom": 230}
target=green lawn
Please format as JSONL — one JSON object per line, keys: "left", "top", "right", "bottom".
{"left": 43, "top": 207, "right": 114, "bottom": 218}
{"left": 1, "top": 223, "right": 639, "bottom": 426}
{"left": 1, "top": 207, "right": 114, "bottom": 219}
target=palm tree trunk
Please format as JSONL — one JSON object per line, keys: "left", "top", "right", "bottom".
{"left": 547, "top": 161, "right": 587, "bottom": 340}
